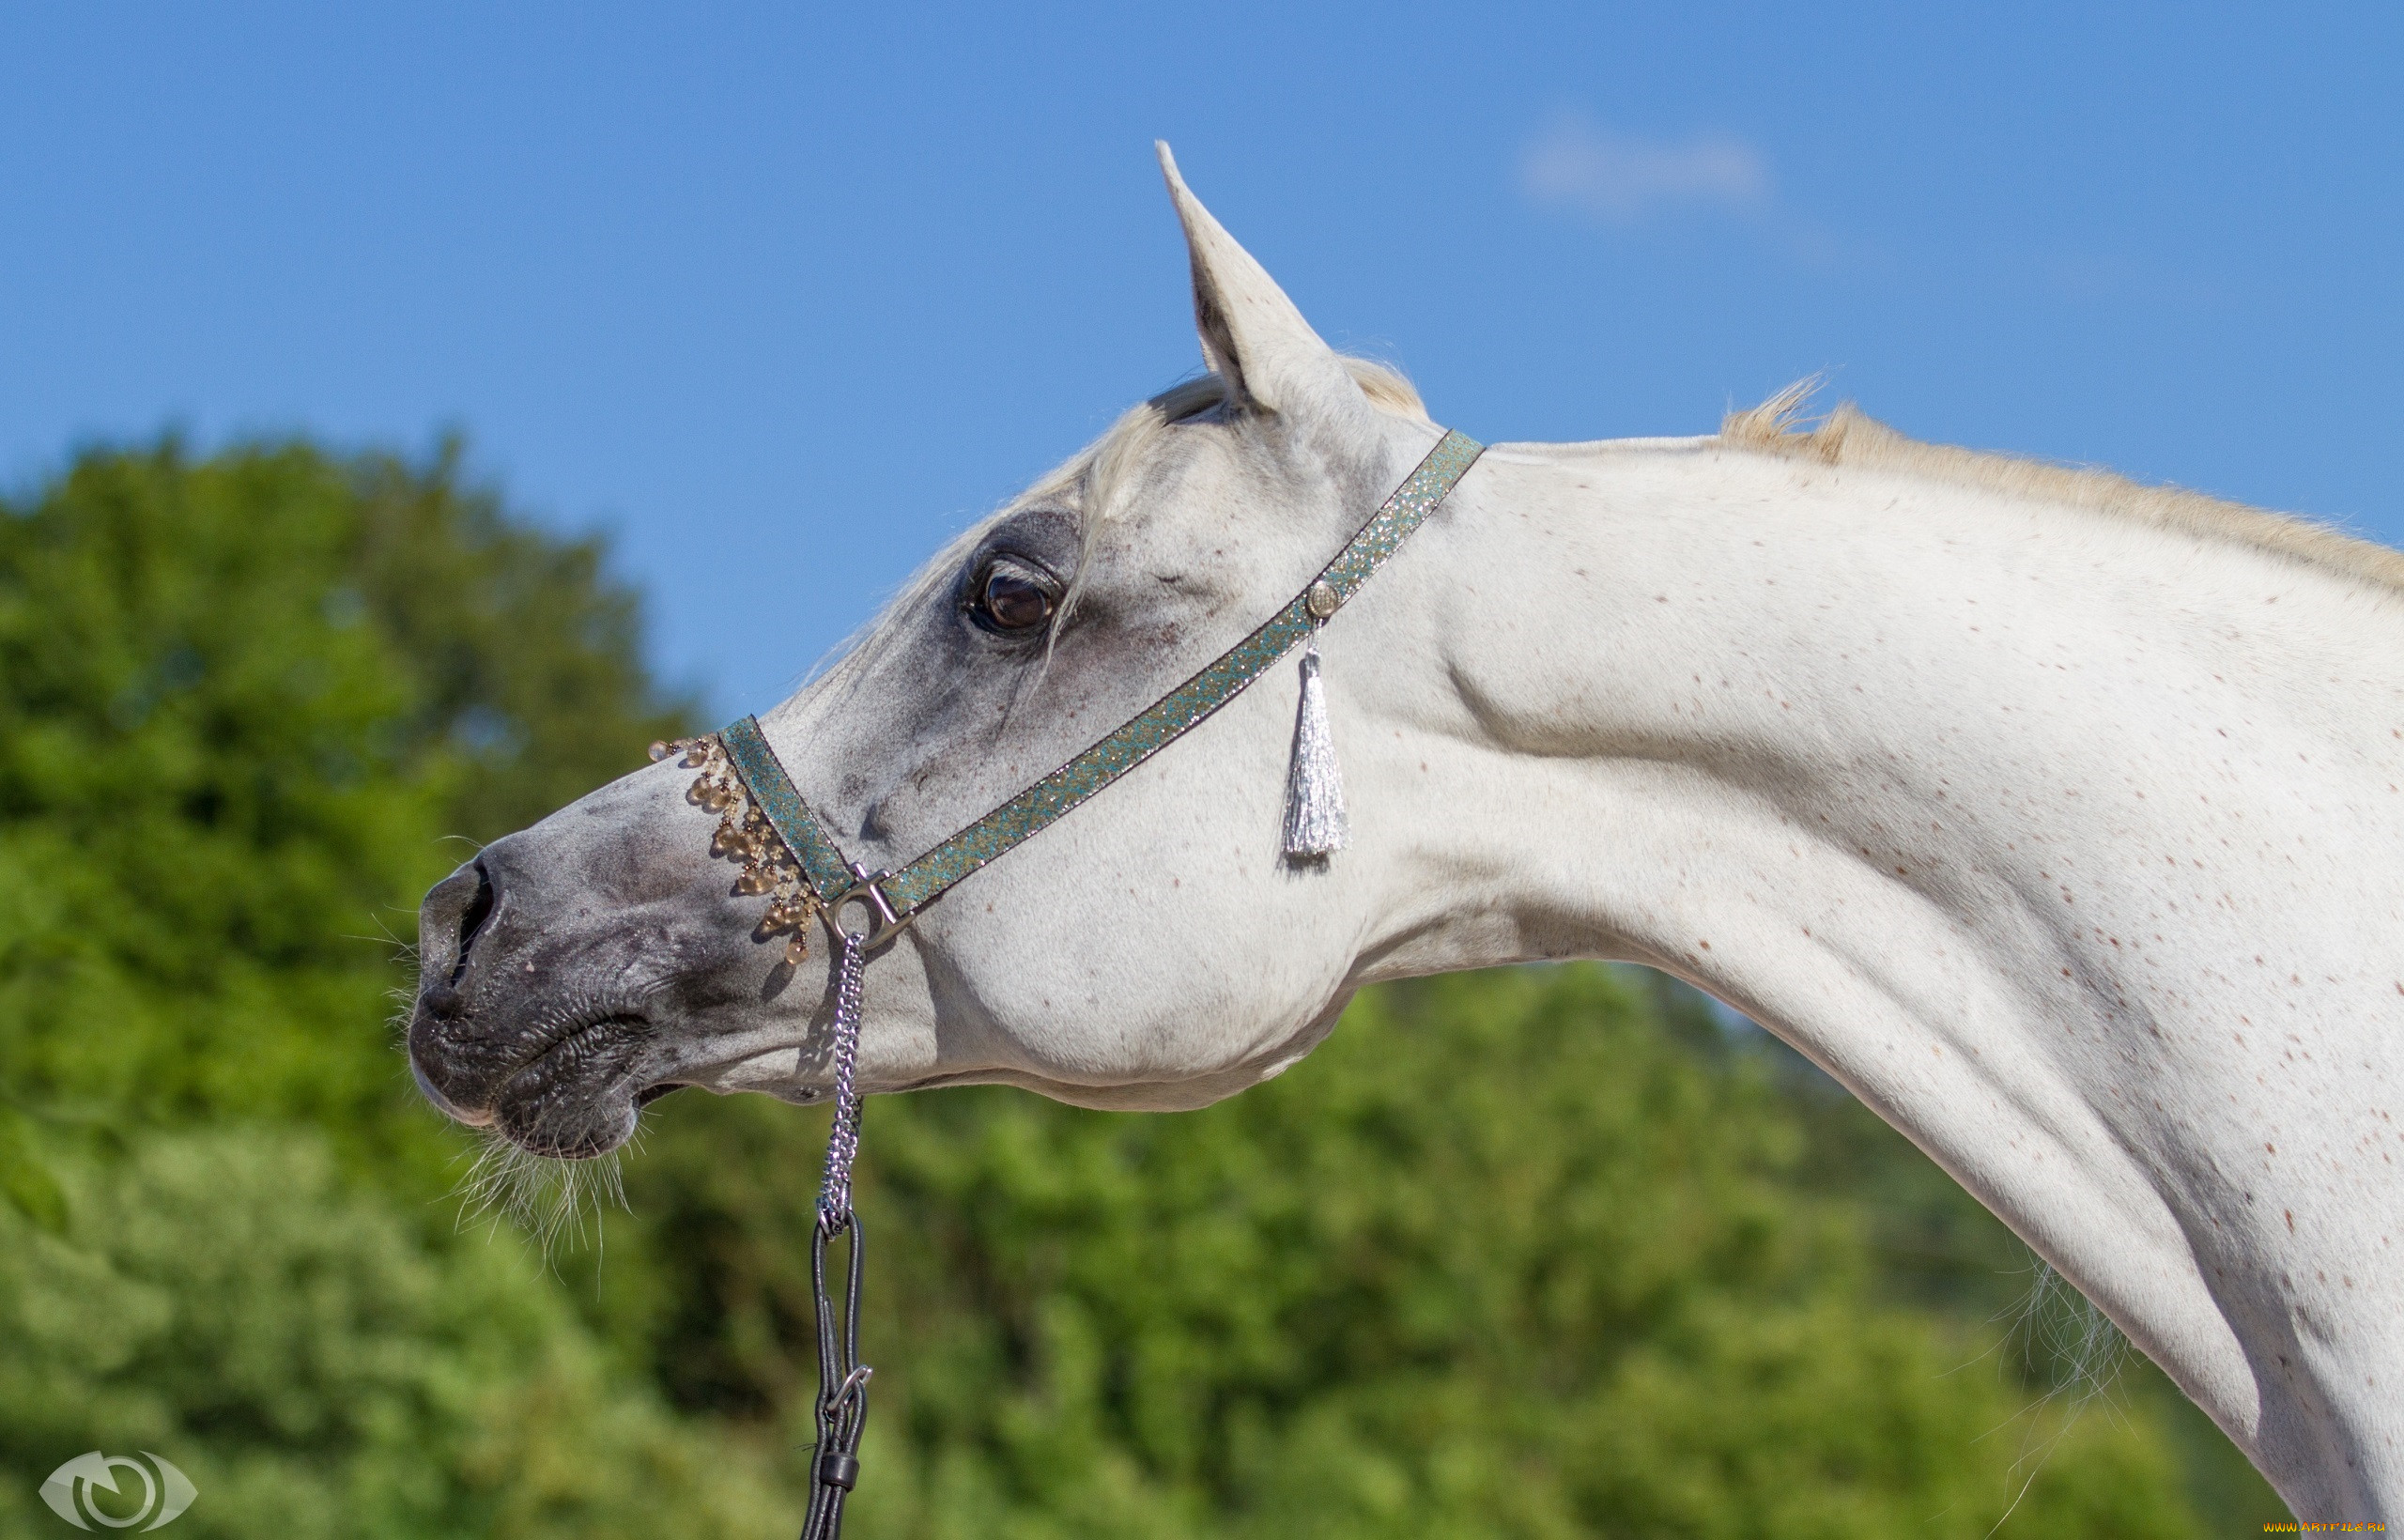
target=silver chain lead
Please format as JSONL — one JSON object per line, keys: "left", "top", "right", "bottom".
{"left": 820, "top": 927, "right": 867, "bottom": 1222}
{"left": 799, "top": 924, "right": 873, "bottom": 1538}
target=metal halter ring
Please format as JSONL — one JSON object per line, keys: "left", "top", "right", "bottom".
{"left": 827, "top": 863, "right": 911, "bottom": 950}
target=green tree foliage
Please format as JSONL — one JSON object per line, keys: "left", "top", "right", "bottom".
{"left": 0, "top": 1129, "right": 793, "bottom": 1540}
{"left": 343, "top": 439, "right": 697, "bottom": 843}
{"left": 0, "top": 439, "right": 686, "bottom": 1184}
{"left": 0, "top": 437, "right": 2285, "bottom": 1535}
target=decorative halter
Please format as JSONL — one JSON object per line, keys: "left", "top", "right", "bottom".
{"left": 652, "top": 427, "right": 1483, "bottom": 1538}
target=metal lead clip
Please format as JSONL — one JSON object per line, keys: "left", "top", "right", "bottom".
{"left": 827, "top": 863, "right": 911, "bottom": 951}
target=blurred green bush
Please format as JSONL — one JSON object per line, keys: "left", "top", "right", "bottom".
{"left": 0, "top": 1128, "right": 794, "bottom": 1539}
{"left": 0, "top": 439, "right": 2285, "bottom": 1535}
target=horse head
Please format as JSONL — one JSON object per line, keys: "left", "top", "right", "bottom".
{"left": 406, "top": 146, "right": 1457, "bottom": 1159}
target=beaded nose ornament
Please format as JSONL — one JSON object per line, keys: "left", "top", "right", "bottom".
{"left": 655, "top": 735, "right": 824, "bottom": 964}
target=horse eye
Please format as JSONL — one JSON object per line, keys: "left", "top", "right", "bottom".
{"left": 976, "top": 568, "right": 1055, "bottom": 632}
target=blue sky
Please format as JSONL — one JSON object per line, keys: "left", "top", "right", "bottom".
{"left": 3, "top": 4, "right": 2396, "bottom": 719}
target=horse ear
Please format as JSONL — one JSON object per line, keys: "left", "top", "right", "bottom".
{"left": 1156, "top": 143, "right": 1362, "bottom": 419}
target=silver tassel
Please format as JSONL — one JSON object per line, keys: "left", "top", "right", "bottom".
{"left": 1282, "top": 630, "right": 1348, "bottom": 858}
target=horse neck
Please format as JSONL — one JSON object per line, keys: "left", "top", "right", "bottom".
{"left": 1356, "top": 438, "right": 2404, "bottom": 1514}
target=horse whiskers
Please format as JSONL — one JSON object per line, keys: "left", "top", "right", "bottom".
{"left": 384, "top": 993, "right": 421, "bottom": 1049}
{"left": 452, "top": 1127, "right": 629, "bottom": 1262}
{"left": 381, "top": 929, "right": 424, "bottom": 1043}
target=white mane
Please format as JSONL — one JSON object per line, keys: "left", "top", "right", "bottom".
{"left": 1719, "top": 381, "right": 2404, "bottom": 597}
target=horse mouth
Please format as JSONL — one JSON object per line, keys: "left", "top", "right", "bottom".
{"left": 410, "top": 1004, "right": 658, "bottom": 1158}
{"left": 519, "top": 1011, "right": 651, "bottom": 1079}
{"left": 531, "top": 1014, "right": 649, "bottom": 1146}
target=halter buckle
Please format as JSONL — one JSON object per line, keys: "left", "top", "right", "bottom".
{"left": 827, "top": 864, "right": 911, "bottom": 950}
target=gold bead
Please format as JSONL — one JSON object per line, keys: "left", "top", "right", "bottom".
{"left": 784, "top": 933, "right": 809, "bottom": 965}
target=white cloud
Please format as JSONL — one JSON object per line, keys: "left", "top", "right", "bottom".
{"left": 1519, "top": 112, "right": 1770, "bottom": 225}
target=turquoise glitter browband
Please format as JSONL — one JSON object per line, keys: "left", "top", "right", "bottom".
{"left": 694, "top": 426, "right": 1483, "bottom": 947}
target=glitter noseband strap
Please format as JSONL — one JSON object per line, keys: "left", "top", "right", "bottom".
{"left": 711, "top": 427, "right": 1483, "bottom": 946}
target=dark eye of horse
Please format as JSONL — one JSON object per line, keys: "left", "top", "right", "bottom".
{"left": 977, "top": 568, "right": 1055, "bottom": 632}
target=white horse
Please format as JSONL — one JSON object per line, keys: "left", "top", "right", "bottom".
{"left": 407, "top": 146, "right": 2401, "bottom": 1519}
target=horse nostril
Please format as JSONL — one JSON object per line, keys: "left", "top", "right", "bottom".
{"left": 422, "top": 982, "right": 466, "bottom": 1020}
{"left": 453, "top": 861, "right": 497, "bottom": 982}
